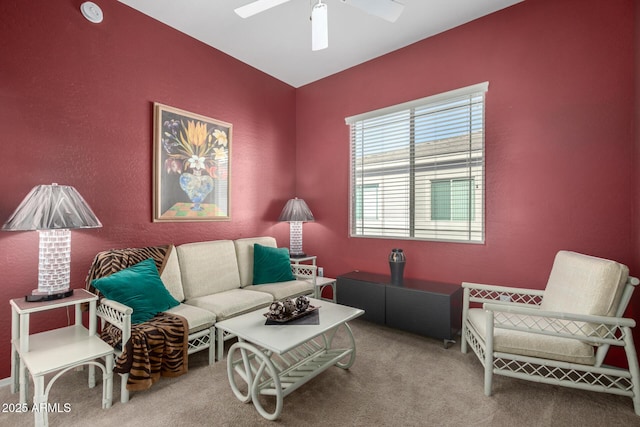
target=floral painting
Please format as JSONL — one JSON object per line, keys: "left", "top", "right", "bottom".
{"left": 153, "top": 103, "right": 231, "bottom": 221}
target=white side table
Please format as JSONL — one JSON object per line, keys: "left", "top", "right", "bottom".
{"left": 10, "top": 288, "right": 114, "bottom": 427}
{"left": 315, "top": 277, "right": 337, "bottom": 303}
{"left": 290, "top": 256, "right": 335, "bottom": 302}
{"left": 290, "top": 255, "right": 317, "bottom": 266}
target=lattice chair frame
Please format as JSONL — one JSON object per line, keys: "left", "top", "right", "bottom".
{"left": 96, "top": 299, "right": 215, "bottom": 403}
{"left": 86, "top": 246, "right": 215, "bottom": 404}
{"left": 461, "top": 252, "right": 640, "bottom": 416}
{"left": 215, "top": 264, "right": 317, "bottom": 361}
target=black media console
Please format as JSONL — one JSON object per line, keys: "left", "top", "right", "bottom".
{"left": 336, "top": 271, "right": 463, "bottom": 347}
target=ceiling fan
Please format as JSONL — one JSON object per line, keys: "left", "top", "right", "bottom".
{"left": 234, "top": 0, "right": 405, "bottom": 51}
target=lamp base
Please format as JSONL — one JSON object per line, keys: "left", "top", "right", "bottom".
{"left": 25, "top": 288, "right": 74, "bottom": 302}
{"left": 289, "top": 252, "right": 307, "bottom": 258}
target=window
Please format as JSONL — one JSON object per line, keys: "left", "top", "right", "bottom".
{"left": 346, "top": 82, "right": 487, "bottom": 243}
{"left": 355, "top": 184, "right": 379, "bottom": 220}
{"left": 431, "top": 178, "right": 475, "bottom": 221}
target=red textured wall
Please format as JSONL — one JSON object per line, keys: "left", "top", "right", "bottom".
{"left": 633, "top": 0, "right": 640, "bottom": 358}
{"left": 0, "top": 0, "right": 638, "bottom": 380}
{"left": 0, "top": 1, "right": 296, "bottom": 379}
{"left": 296, "top": 0, "right": 637, "bottom": 364}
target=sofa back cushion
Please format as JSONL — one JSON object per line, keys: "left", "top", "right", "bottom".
{"left": 159, "top": 245, "right": 185, "bottom": 302}
{"left": 177, "top": 240, "right": 241, "bottom": 300}
{"left": 234, "top": 237, "right": 278, "bottom": 287}
{"left": 540, "top": 251, "right": 629, "bottom": 317}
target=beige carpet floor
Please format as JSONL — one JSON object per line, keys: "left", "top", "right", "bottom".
{"left": 0, "top": 319, "right": 638, "bottom": 427}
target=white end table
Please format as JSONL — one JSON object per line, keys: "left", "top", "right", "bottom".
{"left": 315, "top": 276, "right": 337, "bottom": 302}
{"left": 290, "top": 255, "right": 336, "bottom": 301}
{"left": 290, "top": 255, "right": 317, "bottom": 266}
{"left": 10, "top": 289, "right": 114, "bottom": 427}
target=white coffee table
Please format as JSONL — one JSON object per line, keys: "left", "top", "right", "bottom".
{"left": 216, "top": 298, "right": 363, "bottom": 420}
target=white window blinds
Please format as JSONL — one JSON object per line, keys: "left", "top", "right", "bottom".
{"left": 346, "top": 82, "right": 488, "bottom": 243}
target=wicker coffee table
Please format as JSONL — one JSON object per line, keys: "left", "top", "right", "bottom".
{"left": 216, "top": 298, "right": 363, "bottom": 420}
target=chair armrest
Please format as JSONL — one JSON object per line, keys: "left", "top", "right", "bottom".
{"left": 97, "top": 298, "right": 133, "bottom": 344}
{"left": 463, "top": 281, "right": 545, "bottom": 307}
{"left": 483, "top": 302, "right": 636, "bottom": 345}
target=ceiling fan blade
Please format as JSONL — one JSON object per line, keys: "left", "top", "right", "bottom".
{"left": 311, "top": 1, "right": 328, "bottom": 51}
{"left": 341, "top": 0, "right": 404, "bottom": 23}
{"left": 234, "top": 0, "right": 292, "bottom": 18}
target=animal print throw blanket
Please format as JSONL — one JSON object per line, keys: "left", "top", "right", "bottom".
{"left": 100, "top": 312, "right": 188, "bottom": 391}
{"left": 86, "top": 245, "right": 188, "bottom": 391}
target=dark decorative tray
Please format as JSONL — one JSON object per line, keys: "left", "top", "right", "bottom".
{"left": 263, "top": 305, "right": 320, "bottom": 323}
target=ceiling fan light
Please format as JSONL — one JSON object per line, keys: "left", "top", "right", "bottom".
{"left": 235, "top": 0, "right": 291, "bottom": 18}
{"left": 311, "top": 1, "right": 328, "bottom": 51}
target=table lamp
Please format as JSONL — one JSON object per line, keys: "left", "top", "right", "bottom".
{"left": 278, "top": 198, "right": 314, "bottom": 258}
{"left": 2, "top": 183, "right": 102, "bottom": 301}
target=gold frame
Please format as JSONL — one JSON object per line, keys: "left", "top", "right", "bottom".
{"left": 153, "top": 103, "right": 232, "bottom": 222}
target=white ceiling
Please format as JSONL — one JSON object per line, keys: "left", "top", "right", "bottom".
{"left": 118, "top": 0, "right": 523, "bottom": 88}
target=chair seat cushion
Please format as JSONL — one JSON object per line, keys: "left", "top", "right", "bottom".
{"left": 467, "top": 308, "right": 595, "bottom": 365}
{"left": 185, "top": 289, "right": 273, "bottom": 321}
{"left": 164, "top": 303, "right": 215, "bottom": 334}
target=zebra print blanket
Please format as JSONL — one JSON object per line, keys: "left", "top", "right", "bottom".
{"left": 86, "top": 245, "right": 188, "bottom": 391}
{"left": 100, "top": 312, "right": 188, "bottom": 391}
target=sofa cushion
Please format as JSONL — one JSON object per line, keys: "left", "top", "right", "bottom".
{"left": 164, "top": 303, "right": 215, "bottom": 334}
{"left": 92, "top": 258, "right": 180, "bottom": 324}
{"left": 185, "top": 289, "right": 273, "bottom": 322}
{"left": 467, "top": 308, "right": 595, "bottom": 365}
{"left": 159, "top": 245, "right": 185, "bottom": 302}
{"left": 253, "top": 244, "right": 295, "bottom": 285}
{"left": 177, "top": 240, "right": 241, "bottom": 300}
{"left": 234, "top": 236, "right": 278, "bottom": 287}
{"left": 244, "top": 280, "right": 314, "bottom": 300}
{"left": 541, "top": 251, "right": 629, "bottom": 317}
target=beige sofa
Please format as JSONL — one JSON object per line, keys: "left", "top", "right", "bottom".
{"left": 96, "top": 236, "right": 316, "bottom": 402}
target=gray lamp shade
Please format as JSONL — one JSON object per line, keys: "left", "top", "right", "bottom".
{"left": 278, "top": 198, "right": 315, "bottom": 222}
{"left": 2, "top": 184, "right": 102, "bottom": 231}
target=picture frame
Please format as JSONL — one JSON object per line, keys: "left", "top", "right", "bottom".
{"left": 153, "top": 103, "right": 231, "bottom": 222}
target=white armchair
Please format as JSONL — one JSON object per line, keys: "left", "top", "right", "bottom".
{"left": 461, "top": 251, "right": 640, "bottom": 415}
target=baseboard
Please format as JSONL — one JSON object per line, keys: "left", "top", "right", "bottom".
{"left": 0, "top": 377, "right": 12, "bottom": 388}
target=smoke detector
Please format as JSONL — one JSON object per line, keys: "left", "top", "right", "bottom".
{"left": 80, "top": 2, "right": 103, "bottom": 24}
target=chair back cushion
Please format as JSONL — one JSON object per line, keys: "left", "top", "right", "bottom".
{"left": 177, "top": 240, "right": 241, "bottom": 300}
{"left": 541, "top": 251, "right": 629, "bottom": 317}
{"left": 234, "top": 237, "right": 278, "bottom": 287}
{"left": 159, "top": 245, "right": 185, "bottom": 302}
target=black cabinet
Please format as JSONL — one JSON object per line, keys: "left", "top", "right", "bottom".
{"left": 336, "top": 271, "right": 462, "bottom": 346}
{"left": 335, "top": 273, "right": 386, "bottom": 324}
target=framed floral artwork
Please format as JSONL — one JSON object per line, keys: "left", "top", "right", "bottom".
{"left": 153, "top": 103, "right": 231, "bottom": 221}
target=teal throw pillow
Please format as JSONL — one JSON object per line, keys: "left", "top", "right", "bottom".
{"left": 253, "top": 243, "right": 296, "bottom": 285}
{"left": 92, "top": 258, "right": 180, "bottom": 324}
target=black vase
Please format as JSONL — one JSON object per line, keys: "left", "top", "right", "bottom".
{"left": 389, "top": 249, "right": 406, "bottom": 285}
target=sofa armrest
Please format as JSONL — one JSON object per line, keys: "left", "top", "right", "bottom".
{"left": 97, "top": 298, "right": 133, "bottom": 344}
{"left": 292, "top": 264, "right": 317, "bottom": 284}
